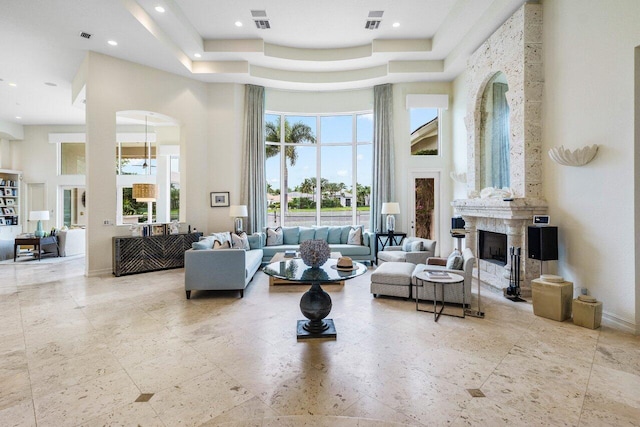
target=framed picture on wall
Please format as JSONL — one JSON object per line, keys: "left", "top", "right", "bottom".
{"left": 210, "top": 192, "right": 229, "bottom": 207}
{"left": 151, "top": 224, "right": 167, "bottom": 236}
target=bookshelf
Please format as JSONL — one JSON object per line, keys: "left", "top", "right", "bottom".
{"left": 0, "top": 169, "right": 22, "bottom": 239}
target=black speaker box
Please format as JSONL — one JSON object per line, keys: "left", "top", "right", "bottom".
{"left": 527, "top": 226, "right": 558, "bottom": 261}
{"left": 451, "top": 217, "right": 465, "bottom": 230}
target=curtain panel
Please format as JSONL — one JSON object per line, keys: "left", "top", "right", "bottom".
{"left": 371, "top": 83, "right": 395, "bottom": 233}
{"left": 241, "top": 85, "right": 267, "bottom": 234}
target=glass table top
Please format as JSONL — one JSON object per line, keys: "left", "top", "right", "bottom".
{"left": 263, "top": 258, "right": 367, "bottom": 283}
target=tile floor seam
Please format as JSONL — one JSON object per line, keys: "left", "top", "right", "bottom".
{"left": 17, "top": 293, "right": 38, "bottom": 427}
{"left": 575, "top": 331, "right": 602, "bottom": 427}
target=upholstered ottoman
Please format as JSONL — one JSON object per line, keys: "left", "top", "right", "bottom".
{"left": 371, "top": 262, "right": 416, "bottom": 298}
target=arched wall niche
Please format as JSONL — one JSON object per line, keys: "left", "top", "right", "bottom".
{"left": 464, "top": 3, "right": 544, "bottom": 199}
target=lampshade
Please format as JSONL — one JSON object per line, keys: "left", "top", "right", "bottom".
{"left": 29, "top": 210, "right": 49, "bottom": 221}
{"left": 132, "top": 183, "right": 157, "bottom": 202}
{"left": 381, "top": 202, "right": 400, "bottom": 215}
{"left": 229, "top": 205, "right": 248, "bottom": 217}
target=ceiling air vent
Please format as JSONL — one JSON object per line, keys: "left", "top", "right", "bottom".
{"left": 254, "top": 20, "right": 271, "bottom": 30}
{"left": 365, "top": 20, "right": 381, "bottom": 30}
{"left": 79, "top": 31, "right": 92, "bottom": 39}
{"left": 368, "top": 11, "right": 384, "bottom": 18}
{"left": 251, "top": 10, "right": 267, "bottom": 18}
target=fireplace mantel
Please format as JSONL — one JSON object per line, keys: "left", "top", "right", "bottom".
{"left": 452, "top": 198, "right": 548, "bottom": 220}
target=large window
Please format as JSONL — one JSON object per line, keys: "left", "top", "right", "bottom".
{"left": 265, "top": 112, "right": 372, "bottom": 229}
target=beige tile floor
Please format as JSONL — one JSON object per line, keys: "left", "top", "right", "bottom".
{"left": 1, "top": 257, "right": 639, "bottom": 426}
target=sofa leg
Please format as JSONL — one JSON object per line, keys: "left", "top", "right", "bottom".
{"left": 186, "top": 290, "right": 191, "bottom": 299}
{"left": 240, "top": 289, "right": 244, "bottom": 298}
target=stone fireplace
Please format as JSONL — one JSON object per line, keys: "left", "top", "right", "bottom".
{"left": 452, "top": 3, "right": 546, "bottom": 297}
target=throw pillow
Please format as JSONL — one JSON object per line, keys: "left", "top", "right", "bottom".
{"left": 347, "top": 227, "right": 363, "bottom": 245}
{"left": 247, "top": 233, "right": 262, "bottom": 250}
{"left": 231, "top": 232, "right": 251, "bottom": 250}
{"left": 402, "top": 238, "right": 422, "bottom": 252}
{"left": 266, "top": 227, "right": 283, "bottom": 246}
{"left": 446, "top": 250, "right": 464, "bottom": 270}
{"left": 192, "top": 236, "right": 214, "bottom": 250}
{"left": 213, "top": 240, "right": 231, "bottom": 249}
{"left": 210, "top": 232, "right": 231, "bottom": 247}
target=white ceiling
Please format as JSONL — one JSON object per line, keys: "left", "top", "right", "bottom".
{"left": 0, "top": 0, "right": 527, "bottom": 127}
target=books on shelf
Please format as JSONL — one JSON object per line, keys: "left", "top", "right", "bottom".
{"left": 426, "top": 271, "right": 450, "bottom": 280}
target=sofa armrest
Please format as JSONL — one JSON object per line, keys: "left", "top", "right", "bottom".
{"left": 185, "top": 249, "right": 247, "bottom": 290}
{"left": 427, "top": 257, "right": 447, "bottom": 266}
{"left": 363, "top": 230, "right": 374, "bottom": 248}
{"left": 405, "top": 251, "right": 431, "bottom": 265}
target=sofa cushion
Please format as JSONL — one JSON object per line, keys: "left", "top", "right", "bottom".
{"left": 298, "top": 227, "right": 315, "bottom": 242}
{"left": 329, "top": 244, "right": 371, "bottom": 256}
{"left": 327, "top": 227, "right": 342, "bottom": 244}
{"left": 266, "top": 227, "right": 283, "bottom": 246}
{"left": 347, "top": 227, "right": 363, "bottom": 245}
{"left": 313, "top": 226, "right": 329, "bottom": 241}
{"left": 282, "top": 227, "right": 300, "bottom": 244}
{"left": 231, "top": 232, "right": 251, "bottom": 250}
{"left": 377, "top": 251, "right": 407, "bottom": 263}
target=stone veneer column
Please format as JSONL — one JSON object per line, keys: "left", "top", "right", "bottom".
{"left": 461, "top": 216, "right": 477, "bottom": 255}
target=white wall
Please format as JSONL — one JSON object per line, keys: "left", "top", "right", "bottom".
{"left": 83, "top": 52, "right": 211, "bottom": 276}
{"left": 393, "top": 82, "right": 453, "bottom": 257}
{"left": 542, "top": 0, "right": 640, "bottom": 331}
{"left": 451, "top": 0, "right": 640, "bottom": 331}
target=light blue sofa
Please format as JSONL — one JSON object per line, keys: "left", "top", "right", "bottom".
{"left": 255, "top": 225, "right": 375, "bottom": 264}
{"left": 184, "top": 232, "right": 263, "bottom": 299}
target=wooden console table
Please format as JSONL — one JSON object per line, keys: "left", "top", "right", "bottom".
{"left": 112, "top": 232, "right": 202, "bottom": 276}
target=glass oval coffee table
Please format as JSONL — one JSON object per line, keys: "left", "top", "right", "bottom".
{"left": 263, "top": 258, "right": 367, "bottom": 340}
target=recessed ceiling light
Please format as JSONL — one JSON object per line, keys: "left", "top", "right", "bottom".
{"left": 194, "top": 53, "right": 202, "bottom": 58}
{"left": 15, "top": 116, "right": 21, "bottom": 120}
{"left": 155, "top": 6, "right": 165, "bottom": 13}
{"left": 44, "top": 82, "right": 57, "bottom": 87}
{"left": 392, "top": 22, "right": 400, "bottom": 28}
{"left": 108, "top": 40, "right": 118, "bottom": 46}
{"left": 8, "top": 82, "right": 17, "bottom": 87}
{"left": 235, "top": 21, "right": 243, "bottom": 27}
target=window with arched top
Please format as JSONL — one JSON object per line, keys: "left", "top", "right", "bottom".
{"left": 479, "top": 72, "right": 510, "bottom": 189}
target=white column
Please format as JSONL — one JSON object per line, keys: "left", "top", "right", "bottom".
{"left": 155, "top": 153, "right": 170, "bottom": 223}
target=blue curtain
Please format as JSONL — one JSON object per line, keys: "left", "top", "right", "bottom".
{"left": 491, "top": 82, "right": 510, "bottom": 188}
{"left": 241, "top": 85, "right": 266, "bottom": 234}
{"left": 371, "top": 84, "right": 395, "bottom": 233}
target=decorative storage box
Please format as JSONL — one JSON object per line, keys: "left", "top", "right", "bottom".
{"left": 531, "top": 275, "right": 573, "bottom": 321}
{"left": 572, "top": 295, "right": 603, "bottom": 329}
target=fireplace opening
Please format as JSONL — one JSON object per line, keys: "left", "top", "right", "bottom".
{"left": 479, "top": 230, "right": 507, "bottom": 266}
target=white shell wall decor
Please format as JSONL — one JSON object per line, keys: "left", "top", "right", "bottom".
{"left": 450, "top": 171, "right": 467, "bottom": 184}
{"left": 548, "top": 144, "right": 599, "bottom": 167}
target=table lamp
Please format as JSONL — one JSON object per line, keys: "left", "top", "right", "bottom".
{"left": 29, "top": 210, "right": 49, "bottom": 237}
{"left": 229, "top": 205, "right": 248, "bottom": 234}
{"left": 381, "top": 202, "right": 400, "bottom": 233}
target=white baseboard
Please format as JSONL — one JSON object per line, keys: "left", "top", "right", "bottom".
{"left": 87, "top": 267, "right": 113, "bottom": 278}
{"left": 602, "top": 311, "right": 637, "bottom": 334}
